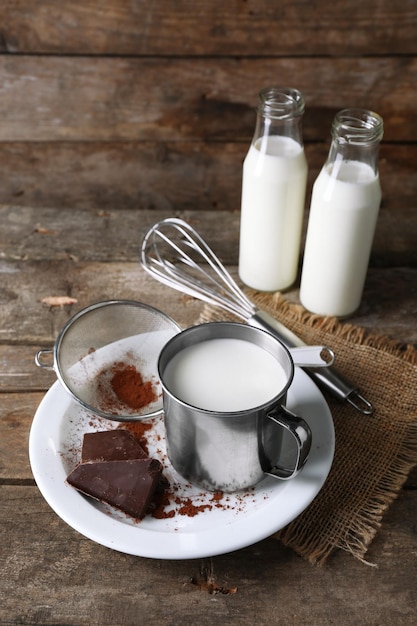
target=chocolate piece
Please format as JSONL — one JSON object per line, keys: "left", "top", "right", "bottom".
{"left": 81, "top": 429, "right": 147, "bottom": 463}
{"left": 67, "top": 458, "right": 163, "bottom": 519}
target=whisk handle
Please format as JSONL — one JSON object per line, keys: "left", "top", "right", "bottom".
{"left": 248, "top": 310, "right": 373, "bottom": 415}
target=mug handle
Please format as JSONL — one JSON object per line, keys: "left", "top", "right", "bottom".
{"left": 262, "top": 406, "right": 312, "bottom": 480}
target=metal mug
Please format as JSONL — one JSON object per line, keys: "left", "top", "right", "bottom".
{"left": 158, "top": 322, "right": 333, "bottom": 492}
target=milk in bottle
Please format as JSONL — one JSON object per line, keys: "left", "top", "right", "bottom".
{"left": 239, "top": 87, "right": 308, "bottom": 292}
{"left": 300, "top": 109, "right": 384, "bottom": 317}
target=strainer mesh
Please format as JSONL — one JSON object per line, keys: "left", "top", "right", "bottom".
{"left": 55, "top": 301, "right": 179, "bottom": 420}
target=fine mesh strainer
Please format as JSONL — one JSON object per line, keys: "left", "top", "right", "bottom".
{"left": 35, "top": 300, "right": 181, "bottom": 421}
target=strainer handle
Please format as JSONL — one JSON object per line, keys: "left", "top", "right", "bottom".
{"left": 35, "top": 349, "right": 54, "bottom": 371}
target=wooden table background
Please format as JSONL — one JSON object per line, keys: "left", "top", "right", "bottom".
{"left": 1, "top": 2, "right": 416, "bottom": 625}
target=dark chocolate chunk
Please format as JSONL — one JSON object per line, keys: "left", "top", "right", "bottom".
{"left": 67, "top": 458, "right": 163, "bottom": 519}
{"left": 81, "top": 429, "right": 147, "bottom": 463}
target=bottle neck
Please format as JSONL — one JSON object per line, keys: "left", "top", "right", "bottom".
{"left": 326, "top": 109, "right": 383, "bottom": 176}
{"left": 252, "top": 87, "right": 305, "bottom": 150}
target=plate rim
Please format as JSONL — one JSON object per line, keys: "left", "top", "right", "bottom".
{"left": 29, "top": 368, "right": 335, "bottom": 559}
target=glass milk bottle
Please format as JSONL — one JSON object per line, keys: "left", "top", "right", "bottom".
{"left": 238, "top": 87, "right": 308, "bottom": 292}
{"left": 299, "top": 109, "right": 383, "bottom": 317}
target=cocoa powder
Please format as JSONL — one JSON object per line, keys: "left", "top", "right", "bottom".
{"left": 110, "top": 363, "right": 157, "bottom": 410}
{"left": 94, "top": 361, "right": 159, "bottom": 415}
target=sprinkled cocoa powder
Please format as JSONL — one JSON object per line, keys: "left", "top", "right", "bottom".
{"left": 118, "top": 421, "right": 153, "bottom": 455}
{"left": 63, "top": 413, "right": 261, "bottom": 523}
{"left": 119, "top": 421, "right": 227, "bottom": 518}
{"left": 176, "top": 498, "right": 213, "bottom": 517}
{"left": 149, "top": 492, "right": 176, "bottom": 519}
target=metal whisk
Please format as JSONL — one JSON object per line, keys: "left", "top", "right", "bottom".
{"left": 141, "top": 218, "right": 373, "bottom": 414}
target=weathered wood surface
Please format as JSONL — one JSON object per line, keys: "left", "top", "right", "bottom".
{"left": 0, "top": 201, "right": 416, "bottom": 624}
{"left": 1, "top": 1, "right": 417, "bottom": 623}
{"left": 1, "top": 377, "right": 417, "bottom": 622}
{"left": 1, "top": 1, "right": 416, "bottom": 56}
{"left": 0, "top": 143, "right": 416, "bottom": 216}
{"left": 0, "top": 484, "right": 416, "bottom": 626}
{"left": 1, "top": 204, "right": 416, "bottom": 267}
{"left": 0, "top": 2, "right": 415, "bottom": 213}
{"left": 0, "top": 56, "right": 416, "bottom": 142}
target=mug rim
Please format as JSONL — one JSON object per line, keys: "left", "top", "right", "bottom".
{"left": 158, "top": 321, "right": 295, "bottom": 416}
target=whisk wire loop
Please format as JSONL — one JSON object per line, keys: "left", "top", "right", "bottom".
{"left": 141, "top": 218, "right": 256, "bottom": 319}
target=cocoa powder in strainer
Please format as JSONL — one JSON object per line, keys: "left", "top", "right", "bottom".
{"left": 95, "top": 361, "right": 159, "bottom": 414}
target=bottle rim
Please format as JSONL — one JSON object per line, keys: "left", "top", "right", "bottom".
{"left": 258, "top": 87, "right": 305, "bottom": 119}
{"left": 332, "top": 108, "right": 384, "bottom": 145}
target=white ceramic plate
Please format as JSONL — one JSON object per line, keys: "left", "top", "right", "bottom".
{"left": 29, "top": 368, "right": 334, "bottom": 559}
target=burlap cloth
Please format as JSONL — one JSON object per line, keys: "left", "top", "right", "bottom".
{"left": 197, "top": 292, "right": 417, "bottom": 566}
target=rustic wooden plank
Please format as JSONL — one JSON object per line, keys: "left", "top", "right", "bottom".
{"left": 290, "top": 267, "right": 417, "bottom": 346}
{"left": 0, "top": 346, "right": 56, "bottom": 392}
{"left": 1, "top": 207, "right": 237, "bottom": 263}
{"left": 0, "top": 393, "right": 42, "bottom": 480}
{"left": 0, "top": 56, "right": 415, "bottom": 142}
{"left": 0, "top": 0, "right": 416, "bottom": 56}
{"left": 0, "top": 485, "right": 416, "bottom": 625}
{"left": 0, "top": 260, "right": 206, "bottom": 345}
{"left": 0, "top": 142, "right": 415, "bottom": 214}
{"left": 0, "top": 141, "right": 249, "bottom": 214}
{"left": 1, "top": 201, "right": 416, "bottom": 269}
{"left": 0, "top": 259, "right": 416, "bottom": 349}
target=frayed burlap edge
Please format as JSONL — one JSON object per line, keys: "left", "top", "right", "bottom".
{"left": 249, "top": 291, "right": 417, "bottom": 367}
{"left": 275, "top": 431, "right": 417, "bottom": 567}
{"left": 196, "top": 291, "right": 417, "bottom": 566}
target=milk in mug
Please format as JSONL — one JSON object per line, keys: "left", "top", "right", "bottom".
{"left": 163, "top": 337, "right": 288, "bottom": 412}
{"left": 239, "top": 135, "right": 308, "bottom": 292}
{"left": 300, "top": 160, "right": 381, "bottom": 317}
